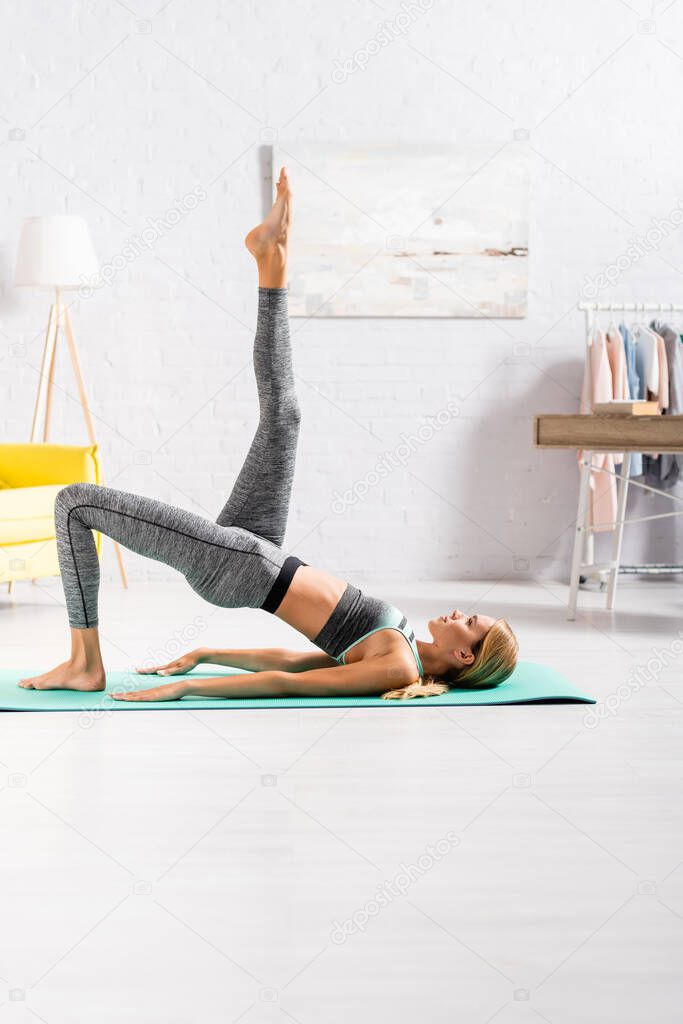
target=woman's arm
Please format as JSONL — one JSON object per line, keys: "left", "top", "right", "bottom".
{"left": 137, "top": 647, "right": 337, "bottom": 676}
{"left": 204, "top": 648, "right": 337, "bottom": 673}
{"left": 112, "top": 656, "right": 416, "bottom": 702}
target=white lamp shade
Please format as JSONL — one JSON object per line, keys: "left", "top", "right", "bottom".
{"left": 15, "top": 215, "right": 99, "bottom": 289}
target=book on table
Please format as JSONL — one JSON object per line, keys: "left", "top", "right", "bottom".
{"left": 593, "top": 400, "right": 659, "bottom": 416}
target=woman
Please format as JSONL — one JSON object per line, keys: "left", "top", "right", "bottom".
{"left": 20, "top": 168, "right": 518, "bottom": 702}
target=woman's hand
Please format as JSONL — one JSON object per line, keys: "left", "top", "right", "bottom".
{"left": 135, "top": 648, "right": 207, "bottom": 676}
{"left": 111, "top": 680, "right": 190, "bottom": 702}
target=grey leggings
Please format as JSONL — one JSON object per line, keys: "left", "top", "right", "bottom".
{"left": 55, "top": 288, "right": 300, "bottom": 629}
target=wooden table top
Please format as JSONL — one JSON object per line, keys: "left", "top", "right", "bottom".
{"left": 534, "top": 414, "right": 683, "bottom": 452}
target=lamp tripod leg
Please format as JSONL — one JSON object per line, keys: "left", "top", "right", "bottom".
{"left": 62, "top": 305, "right": 128, "bottom": 590}
{"left": 62, "top": 305, "right": 97, "bottom": 444}
{"left": 43, "top": 302, "right": 60, "bottom": 442}
{"left": 30, "top": 302, "right": 58, "bottom": 443}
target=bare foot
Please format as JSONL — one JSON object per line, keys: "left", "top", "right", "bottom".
{"left": 245, "top": 166, "right": 291, "bottom": 286}
{"left": 19, "top": 660, "right": 105, "bottom": 692}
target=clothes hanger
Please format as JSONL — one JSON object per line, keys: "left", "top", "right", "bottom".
{"left": 668, "top": 303, "right": 682, "bottom": 340}
{"left": 659, "top": 302, "right": 677, "bottom": 335}
{"left": 651, "top": 302, "right": 663, "bottom": 334}
{"left": 638, "top": 303, "right": 654, "bottom": 338}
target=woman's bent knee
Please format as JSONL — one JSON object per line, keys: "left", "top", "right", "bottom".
{"left": 55, "top": 482, "right": 99, "bottom": 517}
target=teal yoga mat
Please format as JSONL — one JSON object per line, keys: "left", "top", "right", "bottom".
{"left": 0, "top": 662, "right": 593, "bottom": 711}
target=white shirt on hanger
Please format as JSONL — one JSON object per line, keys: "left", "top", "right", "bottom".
{"left": 636, "top": 325, "right": 659, "bottom": 395}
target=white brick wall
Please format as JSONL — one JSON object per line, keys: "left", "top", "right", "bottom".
{"left": 2, "top": 0, "right": 682, "bottom": 583}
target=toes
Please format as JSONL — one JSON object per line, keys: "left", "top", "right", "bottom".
{"left": 19, "top": 674, "right": 50, "bottom": 687}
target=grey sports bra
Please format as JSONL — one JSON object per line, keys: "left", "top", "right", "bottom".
{"left": 313, "top": 584, "right": 424, "bottom": 678}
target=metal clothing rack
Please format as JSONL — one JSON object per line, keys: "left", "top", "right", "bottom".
{"left": 578, "top": 301, "right": 683, "bottom": 582}
{"left": 580, "top": 300, "right": 683, "bottom": 332}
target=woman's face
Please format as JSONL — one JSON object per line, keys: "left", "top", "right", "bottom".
{"left": 428, "top": 609, "right": 495, "bottom": 665}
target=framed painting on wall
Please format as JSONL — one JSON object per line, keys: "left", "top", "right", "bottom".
{"left": 273, "top": 142, "right": 529, "bottom": 318}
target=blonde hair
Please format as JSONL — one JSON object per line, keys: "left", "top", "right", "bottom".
{"left": 382, "top": 618, "right": 519, "bottom": 701}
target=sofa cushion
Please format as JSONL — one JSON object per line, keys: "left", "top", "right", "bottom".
{"left": 0, "top": 444, "right": 99, "bottom": 488}
{"left": 0, "top": 484, "right": 63, "bottom": 545}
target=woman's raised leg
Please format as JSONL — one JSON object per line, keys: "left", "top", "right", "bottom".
{"left": 215, "top": 167, "right": 300, "bottom": 548}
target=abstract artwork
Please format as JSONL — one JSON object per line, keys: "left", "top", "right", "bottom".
{"left": 273, "top": 142, "right": 529, "bottom": 318}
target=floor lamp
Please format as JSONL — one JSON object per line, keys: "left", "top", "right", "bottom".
{"left": 15, "top": 215, "right": 128, "bottom": 588}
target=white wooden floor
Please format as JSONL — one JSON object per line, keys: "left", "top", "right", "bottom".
{"left": 1, "top": 576, "right": 682, "bottom": 1023}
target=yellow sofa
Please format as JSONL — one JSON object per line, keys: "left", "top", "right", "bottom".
{"left": 0, "top": 444, "right": 102, "bottom": 585}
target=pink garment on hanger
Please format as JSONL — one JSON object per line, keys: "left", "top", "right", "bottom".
{"left": 580, "top": 330, "right": 617, "bottom": 532}
{"left": 606, "top": 326, "right": 629, "bottom": 400}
